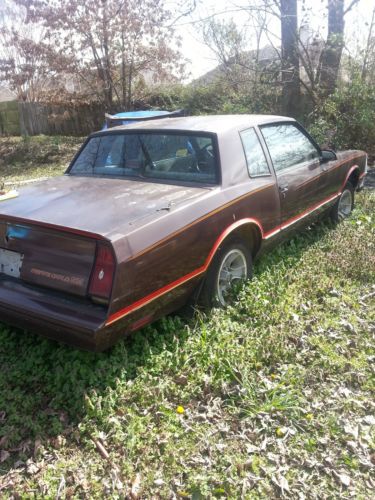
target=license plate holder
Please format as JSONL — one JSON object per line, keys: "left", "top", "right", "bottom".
{"left": 0, "top": 248, "right": 24, "bottom": 278}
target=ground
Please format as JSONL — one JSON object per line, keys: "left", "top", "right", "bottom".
{"left": 0, "top": 137, "right": 374, "bottom": 498}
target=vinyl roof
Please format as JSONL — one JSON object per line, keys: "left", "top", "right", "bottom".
{"left": 94, "top": 114, "right": 295, "bottom": 136}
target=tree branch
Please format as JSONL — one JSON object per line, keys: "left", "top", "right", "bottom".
{"left": 344, "top": 0, "right": 361, "bottom": 16}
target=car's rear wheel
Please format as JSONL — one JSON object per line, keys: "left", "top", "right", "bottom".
{"left": 199, "top": 240, "right": 252, "bottom": 307}
{"left": 330, "top": 182, "right": 354, "bottom": 223}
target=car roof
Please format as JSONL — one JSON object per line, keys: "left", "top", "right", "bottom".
{"left": 93, "top": 114, "right": 295, "bottom": 136}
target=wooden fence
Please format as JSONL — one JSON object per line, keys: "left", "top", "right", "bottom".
{"left": 0, "top": 101, "right": 19, "bottom": 135}
{"left": 0, "top": 101, "right": 105, "bottom": 136}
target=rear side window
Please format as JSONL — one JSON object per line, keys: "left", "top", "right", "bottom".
{"left": 240, "top": 128, "right": 270, "bottom": 177}
{"left": 261, "top": 123, "right": 319, "bottom": 172}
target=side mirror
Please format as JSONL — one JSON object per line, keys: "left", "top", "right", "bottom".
{"left": 320, "top": 149, "right": 337, "bottom": 163}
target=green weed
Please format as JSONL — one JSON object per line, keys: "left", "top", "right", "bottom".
{"left": 0, "top": 186, "right": 374, "bottom": 498}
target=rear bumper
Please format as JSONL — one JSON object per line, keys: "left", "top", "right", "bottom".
{"left": 0, "top": 271, "right": 200, "bottom": 351}
{"left": 0, "top": 277, "right": 111, "bottom": 351}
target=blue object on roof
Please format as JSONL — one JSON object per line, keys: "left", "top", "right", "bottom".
{"left": 102, "top": 109, "right": 184, "bottom": 130}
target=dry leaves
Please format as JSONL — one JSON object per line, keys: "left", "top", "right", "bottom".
{"left": 0, "top": 450, "right": 10, "bottom": 463}
{"left": 130, "top": 473, "right": 142, "bottom": 499}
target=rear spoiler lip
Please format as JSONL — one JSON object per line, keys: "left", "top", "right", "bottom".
{"left": 104, "top": 109, "right": 185, "bottom": 128}
{"left": 0, "top": 214, "right": 110, "bottom": 242}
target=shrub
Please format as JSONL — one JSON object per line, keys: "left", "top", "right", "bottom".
{"left": 308, "top": 76, "right": 375, "bottom": 158}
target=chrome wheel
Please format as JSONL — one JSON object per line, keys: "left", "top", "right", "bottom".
{"left": 216, "top": 249, "right": 248, "bottom": 306}
{"left": 338, "top": 189, "right": 353, "bottom": 219}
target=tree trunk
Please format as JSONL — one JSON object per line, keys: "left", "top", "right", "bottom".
{"left": 121, "top": 30, "right": 126, "bottom": 109}
{"left": 318, "top": 0, "right": 345, "bottom": 96}
{"left": 280, "top": 0, "right": 300, "bottom": 117}
{"left": 361, "top": 5, "right": 375, "bottom": 82}
{"left": 101, "top": 0, "right": 113, "bottom": 109}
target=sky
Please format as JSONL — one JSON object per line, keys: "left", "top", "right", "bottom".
{"left": 171, "top": 0, "right": 375, "bottom": 81}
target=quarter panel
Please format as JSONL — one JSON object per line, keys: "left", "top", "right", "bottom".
{"left": 108, "top": 178, "right": 280, "bottom": 320}
{"left": 319, "top": 151, "right": 367, "bottom": 197}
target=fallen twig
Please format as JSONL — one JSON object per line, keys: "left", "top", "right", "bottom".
{"left": 55, "top": 475, "right": 65, "bottom": 500}
{"left": 360, "top": 291, "right": 375, "bottom": 301}
{"left": 91, "top": 438, "right": 110, "bottom": 461}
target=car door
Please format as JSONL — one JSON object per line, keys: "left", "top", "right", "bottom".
{"left": 260, "top": 122, "right": 322, "bottom": 225}
{"left": 316, "top": 151, "right": 344, "bottom": 200}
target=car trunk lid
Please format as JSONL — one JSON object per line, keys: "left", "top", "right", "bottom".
{"left": 0, "top": 175, "right": 210, "bottom": 239}
{"left": 0, "top": 221, "right": 98, "bottom": 297}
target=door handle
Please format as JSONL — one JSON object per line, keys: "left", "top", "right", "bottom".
{"left": 278, "top": 184, "right": 288, "bottom": 198}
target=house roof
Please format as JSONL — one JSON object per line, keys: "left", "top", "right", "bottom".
{"left": 192, "top": 45, "right": 279, "bottom": 86}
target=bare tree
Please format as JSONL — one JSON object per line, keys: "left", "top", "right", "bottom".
{"left": 202, "top": 18, "right": 248, "bottom": 90}
{"left": 361, "top": 4, "right": 375, "bottom": 82}
{"left": 317, "top": 0, "right": 361, "bottom": 96}
{"left": 200, "top": 1, "right": 278, "bottom": 91}
{"left": 198, "top": 0, "right": 302, "bottom": 116}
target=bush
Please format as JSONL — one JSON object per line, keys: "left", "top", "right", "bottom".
{"left": 308, "top": 76, "right": 375, "bottom": 159}
{"left": 144, "top": 77, "right": 281, "bottom": 116}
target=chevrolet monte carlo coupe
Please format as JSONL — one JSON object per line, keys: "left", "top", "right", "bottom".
{"left": 0, "top": 115, "right": 367, "bottom": 351}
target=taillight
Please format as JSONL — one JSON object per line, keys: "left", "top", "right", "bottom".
{"left": 89, "top": 243, "right": 115, "bottom": 303}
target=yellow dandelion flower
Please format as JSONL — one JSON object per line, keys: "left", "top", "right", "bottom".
{"left": 276, "top": 427, "right": 286, "bottom": 437}
{"left": 176, "top": 405, "right": 185, "bottom": 414}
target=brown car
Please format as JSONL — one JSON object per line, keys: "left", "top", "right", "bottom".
{"left": 0, "top": 115, "right": 367, "bottom": 351}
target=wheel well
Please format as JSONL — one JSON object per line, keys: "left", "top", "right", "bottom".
{"left": 348, "top": 168, "right": 360, "bottom": 189}
{"left": 192, "top": 222, "right": 262, "bottom": 305}
{"left": 226, "top": 223, "right": 262, "bottom": 258}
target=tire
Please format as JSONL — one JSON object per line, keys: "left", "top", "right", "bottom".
{"left": 330, "top": 181, "right": 354, "bottom": 223}
{"left": 199, "top": 239, "right": 252, "bottom": 308}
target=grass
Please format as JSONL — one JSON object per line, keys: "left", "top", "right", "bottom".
{"left": 0, "top": 142, "right": 374, "bottom": 497}
{"left": 0, "top": 135, "right": 83, "bottom": 185}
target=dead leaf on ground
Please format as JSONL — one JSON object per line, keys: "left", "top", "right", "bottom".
{"left": 343, "top": 423, "right": 359, "bottom": 439}
{"left": 334, "top": 471, "right": 351, "bottom": 487}
{"left": 51, "top": 435, "right": 66, "bottom": 450}
{"left": 26, "top": 459, "right": 40, "bottom": 475}
{"left": 174, "top": 375, "right": 188, "bottom": 386}
{"left": 362, "top": 415, "right": 375, "bottom": 425}
{"left": 0, "top": 450, "right": 10, "bottom": 463}
{"left": 272, "top": 474, "right": 290, "bottom": 494}
{"left": 130, "top": 473, "right": 142, "bottom": 499}
{"left": 34, "top": 438, "right": 42, "bottom": 458}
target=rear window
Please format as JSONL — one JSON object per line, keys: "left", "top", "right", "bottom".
{"left": 69, "top": 133, "right": 218, "bottom": 184}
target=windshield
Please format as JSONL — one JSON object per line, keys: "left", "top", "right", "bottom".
{"left": 69, "top": 132, "right": 218, "bottom": 184}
